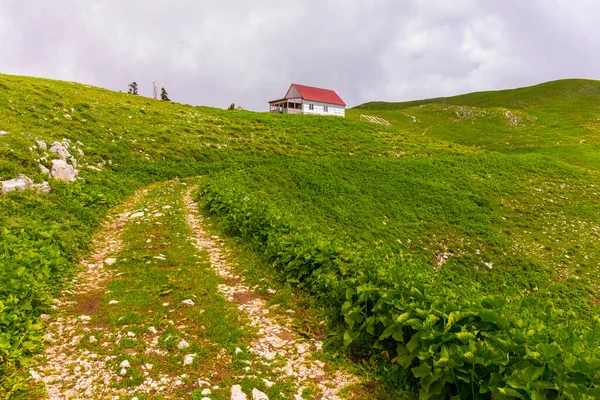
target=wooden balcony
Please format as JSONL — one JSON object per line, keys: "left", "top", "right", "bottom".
{"left": 269, "top": 98, "right": 303, "bottom": 114}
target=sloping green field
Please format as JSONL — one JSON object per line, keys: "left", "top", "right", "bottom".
{"left": 1, "top": 74, "right": 600, "bottom": 398}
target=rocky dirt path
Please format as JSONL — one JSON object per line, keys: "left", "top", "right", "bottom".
{"left": 33, "top": 180, "right": 361, "bottom": 399}
{"left": 184, "top": 188, "right": 358, "bottom": 400}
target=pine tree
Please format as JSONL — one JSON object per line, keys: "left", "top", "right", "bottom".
{"left": 128, "top": 82, "right": 138, "bottom": 95}
{"left": 228, "top": 103, "right": 235, "bottom": 110}
{"left": 160, "top": 87, "right": 171, "bottom": 101}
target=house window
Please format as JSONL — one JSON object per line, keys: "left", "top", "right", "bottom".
{"left": 324, "top": 104, "right": 329, "bottom": 112}
{"left": 309, "top": 103, "right": 314, "bottom": 110}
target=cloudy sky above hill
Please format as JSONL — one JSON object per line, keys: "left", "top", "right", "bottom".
{"left": 1, "top": 0, "right": 599, "bottom": 110}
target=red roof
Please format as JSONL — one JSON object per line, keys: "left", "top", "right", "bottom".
{"left": 290, "top": 83, "right": 346, "bottom": 106}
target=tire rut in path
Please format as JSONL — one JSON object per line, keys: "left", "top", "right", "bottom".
{"left": 38, "top": 185, "right": 156, "bottom": 399}
{"left": 183, "top": 187, "right": 358, "bottom": 399}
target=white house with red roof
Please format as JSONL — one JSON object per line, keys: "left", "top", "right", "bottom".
{"left": 269, "top": 83, "right": 346, "bottom": 117}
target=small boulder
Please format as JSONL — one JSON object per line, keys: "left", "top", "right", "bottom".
{"left": 39, "top": 164, "right": 50, "bottom": 175}
{"left": 49, "top": 141, "right": 71, "bottom": 159}
{"left": 1, "top": 178, "right": 30, "bottom": 193}
{"left": 36, "top": 140, "right": 47, "bottom": 150}
{"left": 0, "top": 131, "right": 7, "bottom": 136}
{"left": 183, "top": 353, "right": 196, "bottom": 365}
{"left": 33, "top": 182, "right": 51, "bottom": 193}
{"left": 231, "top": 385, "right": 247, "bottom": 400}
{"left": 252, "top": 388, "right": 268, "bottom": 400}
{"left": 177, "top": 339, "right": 190, "bottom": 349}
{"left": 51, "top": 159, "right": 78, "bottom": 181}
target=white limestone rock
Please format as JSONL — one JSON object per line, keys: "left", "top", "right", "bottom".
{"left": 39, "top": 164, "right": 50, "bottom": 175}
{"left": 1, "top": 176, "right": 31, "bottom": 193}
{"left": 120, "top": 360, "right": 130, "bottom": 368}
{"left": 49, "top": 141, "right": 71, "bottom": 159}
{"left": 0, "top": 131, "right": 7, "bottom": 136}
{"left": 252, "top": 388, "right": 268, "bottom": 400}
{"left": 183, "top": 353, "right": 196, "bottom": 365}
{"left": 231, "top": 385, "right": 247, "bottom": 400}
{"left": 177, "top": 339, "right": 190, "bottom": 349}
{"left": 181, "top": 299, "right": 195, "bottom": 306}
{"left": 33, "top": 181, "right": 51, "bottom": 193}
{"left": 36, "top": 140, "right": 47, "bottom": 150}
{"left": 51, "top": 159, "right": 78, "bottom": 181}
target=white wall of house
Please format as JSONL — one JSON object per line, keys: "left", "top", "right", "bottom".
{"left": 302, "top": 101, "right": 345, "bottom": 117}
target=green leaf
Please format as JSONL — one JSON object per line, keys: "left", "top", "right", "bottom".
{"left": 411, "top": 361, "right": 431, "bottom": 378}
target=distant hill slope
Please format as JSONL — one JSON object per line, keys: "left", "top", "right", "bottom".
{"left": 355, "top": 78, "right": 600, "bottom": 110}
{"left": 349, "top": 78, "right": 600, "bottom": 170}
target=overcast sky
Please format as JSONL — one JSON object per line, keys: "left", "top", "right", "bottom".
{"left": 1, "top": 0, "right": 599, "bottom": 110}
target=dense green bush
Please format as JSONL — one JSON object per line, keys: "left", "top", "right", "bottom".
{"left": 199, "top": 169, "right": 600, "bottom": 399}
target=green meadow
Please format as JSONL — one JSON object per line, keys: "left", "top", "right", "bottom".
{"left": 1, "top": 73, "right": 599, "bottom": 398}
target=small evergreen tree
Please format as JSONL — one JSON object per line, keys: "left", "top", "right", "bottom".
{"left": 160, "top": 87, "right": 171, "bottom": 101}
{"left": 128, "top": 82, "right": 138, "bottom": 95}
{"left": 228, "top": 103, "right": 235, "bottom": 110}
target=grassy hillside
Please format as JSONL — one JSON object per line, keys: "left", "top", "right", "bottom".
{"left": 350, "top": 79, "right": 600, "bottom": 170}
{"left": 1, "top": 73, "right": 600, "bottom": 398}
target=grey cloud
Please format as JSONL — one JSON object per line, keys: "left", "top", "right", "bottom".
{"left": 1, "top": 0, "right": 599, "bottom": 110}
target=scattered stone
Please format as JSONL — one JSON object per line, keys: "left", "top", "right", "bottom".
{"left": 162, "top": 205, "right": 172, "bottom": 209}
{"left": 181, "top": 299, "right": 195, "bottom": 306}
{"left": 154, "top": 212, "right": 164, "bottom": 217}
{"left": 104, "top": 258, "right": 117, "bottom": 265}
{"left": 262, "top": 378, "right": 274, "bottom": 388}
{"left": 0, "top": 131, "right": 7, "bottom": 135}
{"left": 144, "top": 363, "right": 153, "bottom": 370}
{"left": 108, "top": 300, "right": 119, "bottom": 305}
{"left": 177, "top": 339, "right": 190, "bottom": 349}
{"left": 485, "top": 261, "right": 493, "bottom": 269}
{"left": 78, "top": 315, "right": 91, "bottom": 321}
{"left": 51, "top": 159, "right": 78, "bottom": 181}
{"left": 63, "top": 114, "right": 72, "bottom": 120}
{"left": 39, "top": 164, "right": 50, "bottom": 175}
{"left": 252, "top": 388, "right": 268, "bottom": 400}
{"left": 120, "top": 360, "right": 131, "bottom": 368}
{"left": 127, "top": 331, "right": 136, "bottom": 337}
{"left": 89, "top": 335, "right": 97, "bottom": 343}
{"left": 1, "top": 175, "right": 31, "bottom": 193}
{"left": 183, "top": 353, "right": 196, "bottom": 366}
{"left": 36, "top": 139, "right": 47, "bottom": 150}
{"left": 119, "top": 368, "right": 127, "bottom": 376}
{"left": 235, "top": 347, "right": 243, "bottom": 354}
{"left": 231, "top": 384, "right": 247, "bottom": 400}
{"left": 201, "top": 388, "right": 211, "bottom": 395}
{"left": 49, "top": 141, "right": 71, "bottom": 159}
{"left": 29, "top": 369, "right": 41, "bottom": 381}
{"left": 148, "top": 326, "right": 158, "bottom": 334}
{"left": 34, "top": 181, "right": 51, "bottom": 193}
{"left": 129, "top": 211, "right": 144, "bottom": 219}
